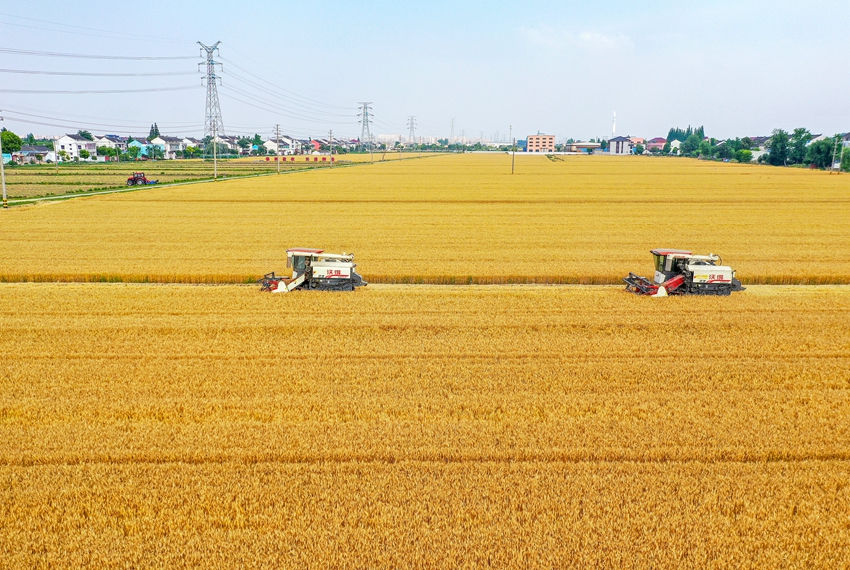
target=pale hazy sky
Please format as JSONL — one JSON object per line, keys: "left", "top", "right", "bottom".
{"left": 1, "top": 1, "right": 847, "bottom": 142}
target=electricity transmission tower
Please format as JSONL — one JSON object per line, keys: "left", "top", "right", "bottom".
{"left": 407, "top": 115, "right": 416, "bottom": 144}
{"left": 198, "top": 41, "right": 225, "bottom": 141}
{"left": 357, "top": 102, "right": 373, "bottom": 152}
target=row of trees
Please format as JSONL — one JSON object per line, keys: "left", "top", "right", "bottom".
{"left": 644, "top": 132, "right": 756, "bottom": 163}
{"left": 644, "top": 125, "right": 849, "bottom": 170}
{"left": 763, "top": 128, "right": 846, "bottom": 169}
{"left": 667, "top": 125, "right": 705, "bottom": 142}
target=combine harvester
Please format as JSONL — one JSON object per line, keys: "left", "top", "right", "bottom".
{"left": 624, "top": 248, "right": 745, "bottom": 296}
{"left": 260, "top": 248, "right": 367, "bottom": 293}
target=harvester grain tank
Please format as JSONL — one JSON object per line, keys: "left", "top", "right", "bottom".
{"left": 624, "top": 249, "right": 745, "bottom": 296}
{"left": 260, "top": 248, "right": 367, "bottom": 293}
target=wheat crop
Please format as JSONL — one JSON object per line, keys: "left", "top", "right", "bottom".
{"left": 1, "top": 283, "right": 849, "bottom": 566}
{"left": 0, "top": 154, "right": 847, "bottom": 284}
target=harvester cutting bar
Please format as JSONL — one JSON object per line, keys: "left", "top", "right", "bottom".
{"left": 624, "top": 272, "right": 659, "bottom": 295}
{"left": 259, "top": 272, "right": 283, "bottom": 292}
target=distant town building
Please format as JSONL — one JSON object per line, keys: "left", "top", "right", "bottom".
{"left": 150, "top": 136, "right": 186, "bottom": 160}
{"left": 95, "top": 135, "right": 128, "bottom": 152}
{"left": 54, "top": 134, "right": 97, "bottom": 161}
{"left": 12, "top": 145, "right": 52, "bottom": 164}
{"left": 748, "top": 136, "right": 770, "bottom": 150}
{"left": 212, "top": 135, "right": 238, "bottom": 152}
{"left": 527, "top": 134, "right": 555, "bottom": 153}
{"left": 646, "top": 137, "right": 667, "bottom": 151}
{"left": 608, "top": 136, "right": 635, "bottom": 155}
{"left": 564, "top": 141, "right": 601, "bottom": 153}
{"left": 127, "top": 138, "right": 149, "bottom": 157}
{"left": 182, "top": 137, "right": 203, "bottom": 150}
{"left": 264, "top": 135, "right": 301, "bottom": 155}
{"left": 376, "top": 134, "right": 401, "bottom": 145}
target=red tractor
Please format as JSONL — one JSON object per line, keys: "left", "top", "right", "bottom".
{"left": 126, "top": 172, "right": 158, "bottom": 186}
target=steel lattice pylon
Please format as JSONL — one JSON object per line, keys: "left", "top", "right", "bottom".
{"left": 358, "top": 102, "right": 373, "bottom": 151}
{"left": 198, "top": 41, "right": 225, "bottom": 140}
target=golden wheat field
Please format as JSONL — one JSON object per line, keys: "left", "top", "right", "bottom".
{"left": 2, "top": 155, "right": 850, "bottom": 566}
{"left": 0, "top": 154, "right": 848, "bottom": 284}
{"left": 2, "top": 283, "right": 849, "bottom": 566}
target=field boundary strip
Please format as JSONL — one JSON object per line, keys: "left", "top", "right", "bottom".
{"left": 4, "top": 153, "right": 443, "bottom": 206}
{"left": 1, "top": 273, "right": 848, "bottom": 285}
{"left": 5, "top": 450, "right": 850, "bottom": 468}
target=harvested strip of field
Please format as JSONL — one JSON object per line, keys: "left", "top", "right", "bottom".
{"left": 2, "top": 160, "right": 334, "bottom": 198}
{"left": 1, "top": 284, "right": 848, "bottom": 565}
{"left": 0, "top": 154, "right": 847, "bottom": 284}
{"left": 2, "top": 154, "right": 418, "bottom": 198}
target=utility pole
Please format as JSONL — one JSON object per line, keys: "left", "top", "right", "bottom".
{"left": 510, "top": 124, "right": 515, "bottom": 175}
{"left": 329, "top": 129, "right": 334, "bottom": 167}
{"left": 0, "top": 112, "right": 7, "bottom": 208}
{"left": 357, "top": 102, "right": 373, "bottom": 154}
{"left": 199, "top": 41, "right": 224, "bottom": 179}
{"left": 275, "top": 123, "right": 281, "bottom": 174}
{"left": 407, "top": 115, "right": 416, "bottom": 147}
{"left": 212, "top": 121, "right": 218, "bottom": 180}
{"left": 831, "top": 135, "right": 840, "bottom": 173}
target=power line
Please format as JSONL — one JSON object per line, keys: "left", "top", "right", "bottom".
{"left": 0, "top": 85, "right": 199, "bottom": 94}
{"left": 2, "top": 115, "right": 200, "bottom": 137}
{"left": 218, "top": 87, "right": 354, "bottom": 133}
{"left": 0, "top": 68, "right": 195, "bottom": 77}
{"left": 219, "top": 92, "right": 353, "bottom": 139}
{"left": 3, "top": 105, "right": 202, "bottom": 127}
{"left": 221, "top": 83, "right": 340, "bottom": 123}
{"left": 0, "top": 12, "right": 185, "bottom": 44}
{"left": 219, "top": 54, "right": 350, "bottom": 111}
{"left": 3, "top": 110, "right": 202, "bottom": 130}
{"left": 222, "top": 68, "right": 351, "bottom": 118}
{"left": 0, "top": 47, "right": 195, "bottom": 60}
{"left": 2, "top": 109, "right": 264, "bottom": 139}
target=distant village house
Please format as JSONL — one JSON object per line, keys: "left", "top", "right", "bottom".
{"left": 527, "top": 134, "right": 556, "bottom": 153}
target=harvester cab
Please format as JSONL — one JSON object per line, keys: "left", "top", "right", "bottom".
{"left": 625, "top": 248, "right": 745, "bottom": 296}
{"left": 260, "top": 248, "right": 367, "bottom": 293}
